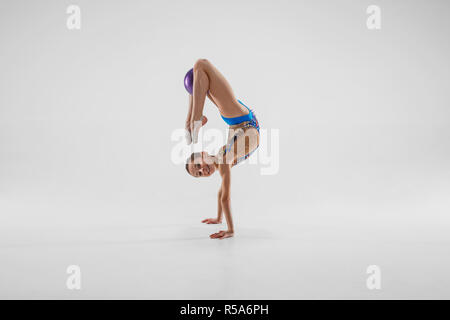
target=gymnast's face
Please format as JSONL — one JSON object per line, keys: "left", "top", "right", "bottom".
{"left": 186, "top": 152, "right": 216, "bottom": 178}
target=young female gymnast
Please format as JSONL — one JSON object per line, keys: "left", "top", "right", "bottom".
{"left": 184, "top": 59, "right": 260, "bottom": 240}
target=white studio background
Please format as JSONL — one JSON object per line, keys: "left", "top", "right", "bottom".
{"left": 1, "top": 0, "right": 450, "bottom": 299}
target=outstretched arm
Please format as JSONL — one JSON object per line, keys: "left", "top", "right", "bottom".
{"left": 210, "top": 165, "right": 234, "bottom": 239}
{"left": 201, "top": 188, "right": 223, "bottom": 224}
{"left": 217, "top": 188, "right": 224, "bottom": 222}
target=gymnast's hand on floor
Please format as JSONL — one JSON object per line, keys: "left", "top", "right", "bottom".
{"left": 186, "top": 116, "right": 208, "bottom": 144}
{"left": 210, "top": 230, "right": 234, "bottom": 240}
{"left": 201, "top": 218, "right": 222, "bottom": 224}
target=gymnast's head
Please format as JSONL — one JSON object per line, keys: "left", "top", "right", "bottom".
{"left": 185, "top": 152, "right": 216, "bottom": 178}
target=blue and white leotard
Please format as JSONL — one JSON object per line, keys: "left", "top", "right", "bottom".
{"left": 221, "top": 100, "right": 260, "bottom": 165}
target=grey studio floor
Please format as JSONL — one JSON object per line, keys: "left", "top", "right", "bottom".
{"left": 1, "top": 183, "right": 450, "bottom": 299}
{"left": 1, "top": 0, "right": 450, "bottom": 299}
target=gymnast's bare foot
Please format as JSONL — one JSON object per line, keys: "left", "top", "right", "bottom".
{"left": 185, "top": 115, "right": 208, "bottom": 144}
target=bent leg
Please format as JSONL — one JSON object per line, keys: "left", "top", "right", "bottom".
{"left": 192, "top": 61, "right": 210, "bottom": 122}
{"left": 193, "top": 59, "right": 241, "bottom": 117}
{"left": 188, "top": 60, "right": 212, "bottom": 143}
